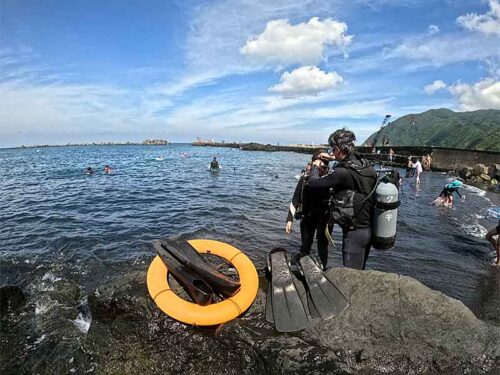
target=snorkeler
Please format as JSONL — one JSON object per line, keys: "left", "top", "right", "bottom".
{"left": 436, "top": 180, "right": 464, "bottom": 207}
{"left": 210, "top": 157, "right": 220, "bottom": 170}
{"left": 104, "top": 165, "right": 112, "bottom": 174}
{"left": 85, "top": 167, "right": 94, "bottom": 175}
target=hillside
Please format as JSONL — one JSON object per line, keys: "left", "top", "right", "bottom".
{"left": 363, "top": 109, "right": 500, "bottom": 152}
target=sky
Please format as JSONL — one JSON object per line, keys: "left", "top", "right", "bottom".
{"left": 0, "top": 0, "right": 499, "bottom": 147}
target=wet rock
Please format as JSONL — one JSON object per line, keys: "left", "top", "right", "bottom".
{"left": 0, "top": 277, "right": 91, "bottom": 375}
{"left": 491, "top": 178, "right": 498, "bottom": 186}
{"left": 0, "top": 285, "right": 26, "bottom": 315}
{"left": 458, "top": 167, "right": 472, "bottom": 181}
{"left": 3, "top": 267, "right": 499, "bottom": 374}
{"left": 480, "top": 173, "right": 491, "bottom": 181}
{"left": 83, "top": 268, "right": 499, "bottom": 375}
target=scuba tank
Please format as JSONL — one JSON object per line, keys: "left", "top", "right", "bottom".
{"left": 372, "top": 179, "right": 400, "bottom": 250}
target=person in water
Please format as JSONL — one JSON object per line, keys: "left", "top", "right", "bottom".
{"left": 104, "top": 165, "right": 112, "bottom": 174}
{"left": 438, "top": 180, "right": 464, "bottom": 206}
{"left": 308, "top": 128, "right": 378, "bottom": 270}
{"left": 411, "top": 157, "right": 423, "bottom": 184}
{"left": 406, "top": 157, "right": 415, "bottom": 177}
{"left": 388, "top": 148, "right": 395, "bottom": 162}
{"left": 423, "top": 154, "right": 432, "bottom": 171}
{"left": 285, "top": 149, "right": 331, "bottom": 269}
{"left": 485, "top": 221, "right": 500, "bottom": 265}
{"left": 85, "top": 167, "right": 94, "bottom": 175}
{"left": 210, "top": 157, "right": 220, "bottom": 170}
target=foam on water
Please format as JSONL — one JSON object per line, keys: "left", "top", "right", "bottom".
{"left": 463, "top": 183, "right": 487, "bottom": 197}
{"left": 41, "top": 272, "right": 62, "bottom": 282}
{"left": 459, "top": 223, "right": 488, "bottom": 238}
{"left": 73, "top": 311, "right": 91, "bottom": 334}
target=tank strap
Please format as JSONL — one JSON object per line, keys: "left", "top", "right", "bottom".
{"left": 374, "top": 200, "right": 400, "bottom": 210}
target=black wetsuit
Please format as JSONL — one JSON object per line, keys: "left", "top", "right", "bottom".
{"left": 308, "top": 153, "right": 377, "bottom": 270}
{"left": 287, "top": 174, "right": 331, "bottom": 267}
{"left": 210, "top": 161, "right": 219, "bottom": 170}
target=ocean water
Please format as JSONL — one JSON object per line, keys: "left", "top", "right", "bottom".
{"left": 0, "top": 144, "right": 499, "bottom": 323}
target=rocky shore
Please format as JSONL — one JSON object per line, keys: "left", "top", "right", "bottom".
{"left": 1, "top": 264, "right": 499, "bottom": 374}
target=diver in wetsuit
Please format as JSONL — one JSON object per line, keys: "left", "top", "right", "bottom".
{"left": 308, "top": 129, "right": 377, "bottom": 270}
{"left": 285, "top": 149, "right": 331, "bottom": 268}
{"left": 210, "top": 157, "right": 220, "bottom": 170}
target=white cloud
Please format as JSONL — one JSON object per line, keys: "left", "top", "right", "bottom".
{"left": 449, "top": 78, "right": 500, "bottom": 110}
{"left": 428, "top": 24, "right": 440, "bottom": 35}
{"left": 269, "top": 66, "right": 343, "bottom": 97}
{"left": 241, "top": 17, "right": 352, "bottom": 66}
{"left": 457, "top": 0, "right": 500, "bottom": 37}
{"left": 387, "top": 33, "right": 500, "bottom": 67}
{"left": 424, "top": 80, "right": 447, "bottom": 94}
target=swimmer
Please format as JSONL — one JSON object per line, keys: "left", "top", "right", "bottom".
{"left": 485, "top": 221, "right": 500, "bottom": 265}
{"left": 85, "top": 167, "right": 94, "bottom": 175}
{"left": 104, "top": 165, "right": 112, "bottom": 174}
{"left": 210, "top": 157, "right": 220, "bottom": 170}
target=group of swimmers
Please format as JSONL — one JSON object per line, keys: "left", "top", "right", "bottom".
{"left": 85, "top": 165, "right": 112, "bottom": 175}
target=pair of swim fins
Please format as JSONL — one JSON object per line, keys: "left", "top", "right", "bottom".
{"left": 265, "top": 248, "right": 348, "bottom": 332}
{"left": 153, "top": 239, "right": 240, "bottom": 305}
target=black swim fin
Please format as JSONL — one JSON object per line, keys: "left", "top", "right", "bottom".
{"left": 155, "top": 243, "right": 214, "bottom": 305}
{"left": 297, "top": 255, "right": 349, "bottom": 320}
{"left": 156, "top": 239, "right": 240, "bottom": 298}
{"left": 266, "top": 248, "right": 310, "bottom": 332}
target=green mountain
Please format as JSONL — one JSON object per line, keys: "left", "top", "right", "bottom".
{"left": 363, "top": 108, "right": 500, "bottom": 152}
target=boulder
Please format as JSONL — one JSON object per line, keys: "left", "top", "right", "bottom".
{"left": 74, "top": 269, "right": 500, "bottom": 374}
{"left": 473, "top": 164, "right": 488, "bottom": 176}
{"left": 480, "top": 174, "right": 491, "bottom": 181}
{"left": 458, "top": 167, "right": 473, "bottom": 181}
{"left": 491, "top": 178, "right": 498, "bottom": 186}
{"left": 2, "top": 268, "right": 499, "bottom": 375}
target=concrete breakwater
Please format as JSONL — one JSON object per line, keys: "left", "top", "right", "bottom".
{"left": 194, "top": 142, "right": 500, "bottom": 173}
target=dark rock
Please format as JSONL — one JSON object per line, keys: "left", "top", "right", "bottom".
{"left": 458, "top": 167, "right": 472, "bottom": 181}
{"left": 0, "top": 285, "right": 26, "bottom": 315}
{"left": 2, "top": 267, "right": 499, "bottom": 374}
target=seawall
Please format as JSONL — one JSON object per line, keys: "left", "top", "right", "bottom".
{"left": 193, "top": 143, "right": 499, "bottom": 172}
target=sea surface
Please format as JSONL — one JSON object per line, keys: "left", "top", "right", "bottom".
{"left": 1, "top": 144, "right": 499, "bottom": 324}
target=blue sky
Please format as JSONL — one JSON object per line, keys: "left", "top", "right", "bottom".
{"left": 0, "top": 0, "right": 499, "bottom": 147}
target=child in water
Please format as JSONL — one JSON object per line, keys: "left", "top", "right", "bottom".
{"left": 435, "top": 180, "right": 464, "bottom": 207}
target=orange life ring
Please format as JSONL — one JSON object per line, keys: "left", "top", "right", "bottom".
{"left": 147, "top": 239, "right": 259, "bottom": 326}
